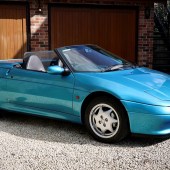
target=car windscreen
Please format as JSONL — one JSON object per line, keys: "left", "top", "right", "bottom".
{"left": 57, "top": 45, "right": 133, "bottom": 72}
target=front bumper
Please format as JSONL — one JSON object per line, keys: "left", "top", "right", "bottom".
{"left": 121, "top": 100, "right": 170, "bottom": 135}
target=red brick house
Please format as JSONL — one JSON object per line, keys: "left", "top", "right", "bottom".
{"left": 0, "top": 0, "right": 166, "bottom": 67}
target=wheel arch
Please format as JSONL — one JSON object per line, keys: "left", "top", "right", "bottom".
{"left": 81, "top": 91, "right": 130, "bottom": 127}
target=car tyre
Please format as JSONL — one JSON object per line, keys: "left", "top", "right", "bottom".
{"left": 84, "top": 97, "right": 129, "bottom": 143}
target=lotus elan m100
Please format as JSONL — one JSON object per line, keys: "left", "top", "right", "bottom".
{"left": 0, "top": 45, "right": 170, "bottom": 143}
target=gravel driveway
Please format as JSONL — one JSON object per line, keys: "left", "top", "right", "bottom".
{"left": 0, "top": 110, "right": 170, "bottom": 170}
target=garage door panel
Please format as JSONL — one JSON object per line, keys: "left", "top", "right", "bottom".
{"left": 51, "top": 5, "right": 137, "bottom": 62}
{"left": 0, "top": 4, "right": 27, "bottom": 60}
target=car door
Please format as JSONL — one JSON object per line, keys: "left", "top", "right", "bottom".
{"left": 0, "top": 68, "right": 8, "bottom": 105}
{"left": 6, "top": 67, "right": 75, "bottom": 115}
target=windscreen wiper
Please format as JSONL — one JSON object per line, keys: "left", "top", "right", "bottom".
{"left": 103, "top": 64, "right": 124, "bottom": 72}
{"left": 103, "top": 63, "right": 135, "bottom": 72}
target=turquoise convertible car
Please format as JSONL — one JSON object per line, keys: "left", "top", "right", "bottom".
{"left": 0, "top": 45, "right": 170, "bottom": 143}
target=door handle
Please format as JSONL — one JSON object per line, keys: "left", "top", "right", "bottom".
{"left": 6, "top": 69, "right": 11, "bottom": 76}
{"left": 6, "top": 69, "right": 13, "bottom": 78}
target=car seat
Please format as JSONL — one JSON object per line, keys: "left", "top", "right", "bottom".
{"left": 26, "top": 55, "right": 46, "bottom": 72}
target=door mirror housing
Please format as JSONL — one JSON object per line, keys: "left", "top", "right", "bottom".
{"left": 47, "top": 66, "right": 64, "bottom": 75}
{"left": 47, "top": 66, "right": 70, "bottom": 75}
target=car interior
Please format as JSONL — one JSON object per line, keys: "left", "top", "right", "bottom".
{"left": 16, "top": 51, "right": 64, "bottom": 72}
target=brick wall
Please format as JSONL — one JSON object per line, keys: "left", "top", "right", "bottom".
{"left": 30, "top": 0, "right": 48, "bottom": 51}
{"left": 29, "top": 0, "right": 155, "bottom": 67}
{"left": 138, "top": 6, "right": 154, "bottom": 68}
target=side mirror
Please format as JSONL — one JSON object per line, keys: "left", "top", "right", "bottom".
{"left": 47, "top": 66, "right": 64, "bottom": 75}
{"left": 47, "top": 66, "right": 70, "bottom": 75}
